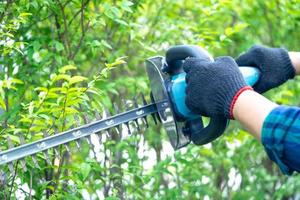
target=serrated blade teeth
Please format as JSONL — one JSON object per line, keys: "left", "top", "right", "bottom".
{"left": 94, "top": 111, "right": 102, "bottom": 120}
{"left": 85, "top": 136, "right": 92, "bottom": 145}
{"left": 92, "top": 132, "right": 101, "bottom": 142}
{"left": 125, "top": 122, "right": 132, "bottom": 135}
{"left": 54, "top": 147, "right": 61, "bottom": 160}
{"left": 133, "top": 97, "right": 141, "bottom": 131}
{"left": 7, "top": 136, "right": 14, "bottom": 148}
{"left": 141, "top": 92, "right": 147, "bottom": 105}
{"left": 43, "top": 131, "right": 49, "bottom": 138}
{"left": 18, "top": 134, "right": 28, "bottom": 171}
{"left": 113, "top": 103, "right": 122, "bottom": 136}
{"left": 0, "top": 170, "right": 6, "bottom": 186}
{"left": 74, "top": 115, "right": 82, "bottom": 127}
{"left": 104, "top": 107, "right": 111, "bottom": 118}
{"left": 140, "top": 93, "right": 149, "bottom": 128}
{"left": 86, "top": 136, "right": 97, "bottom": 157}
{"left": 8, "top": 163, "right": 15, "bottom": 174}
{"left": 150, "top": 92, "right": 158, "bottom": 124}
{"left": 75, "top": 139, "right": 81, "bottom": 150}
{"left": 31, "top": 154, "right": 40, "bottom": 168}
{"left": 20, "top": 159, "right": 28, "bottom": 171}
{"left": 43, "top": 150, "right": 51, "bottom": 165}
{"left": 120, "top": 99, "right": 133, "bottom": 134}
{"left": 64, "top": 143, "right": 71, "bottom": 153}
{"left": 105, "top": 130, "right": 111, "bottom": 140}
{"left": 19, "top": 134, "right": 26, "bottom": 145}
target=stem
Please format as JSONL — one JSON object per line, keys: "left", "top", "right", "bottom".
{"left": 57, "top": 0, "right": 71, "bottom": 57}
{"left": 8, "top": 160, "right": 19, "bottom": 200}
{"left": 29, "top": 171, "right": 33, "bottom": 200}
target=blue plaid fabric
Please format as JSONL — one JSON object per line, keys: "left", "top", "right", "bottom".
{"left": 262, "top": 106, "right": 300, "bottom": 175}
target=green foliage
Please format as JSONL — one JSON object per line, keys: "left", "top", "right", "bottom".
{"left": 0, "top": 0, "right": 299, "bottom": 199}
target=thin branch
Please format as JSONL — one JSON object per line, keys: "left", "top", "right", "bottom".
{"left": 8, "top": 160, "right": 19, "bottom": 200}
{"left": 29, "top": 171, "right": 33, "bottom": 200}
{"left": 53, "top": 150, "right": 67, "bottom": 192}
{"left": 69, "top": 0, "right": 91, "bottom": 60}
{"left": 68, "top": 0, "right": 90, "bottom": 27}
{"left": 69, "top": 21, "right": 90, "bottom": 60}
{"left": 57, "top": 0, "right": 71, "bottom": 57}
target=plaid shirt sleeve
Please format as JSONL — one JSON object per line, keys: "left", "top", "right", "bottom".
{"left": 262, "top": 106, "right": 300, "bottom": 175}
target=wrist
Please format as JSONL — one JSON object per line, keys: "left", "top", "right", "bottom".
{"left": 289, "top": 52, "right": 300, "bottom": 75}
{"left": 229, "top": 86, "right": 253, "bottom": 119}
{"left": 232, "top": 90, "right": 278, "bottom": 140}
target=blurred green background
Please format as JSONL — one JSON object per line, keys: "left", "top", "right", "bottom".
{"left": 0, "top": 0, "right": 300, "bottom": 199}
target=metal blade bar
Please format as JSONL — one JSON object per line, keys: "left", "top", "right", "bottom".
{"left": 0, "top": 101, "right": 168, "bottom": 165}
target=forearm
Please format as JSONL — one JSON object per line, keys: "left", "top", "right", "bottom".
{"left": 232, "top": 90, "right": 278, "bottom": 140}
{"left": 289, "top": 52, "right": 300, "bottom": 75}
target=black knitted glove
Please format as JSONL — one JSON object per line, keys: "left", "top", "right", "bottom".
{"left": 183, "top": 56, "right": 252, "bottom": 119}
{"left": 236, "top": 45, "right": 295, "bottom": 93}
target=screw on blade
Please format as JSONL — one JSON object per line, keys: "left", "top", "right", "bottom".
{"left": 150, "top": 92, "right": 160, "bottom": 123}
{"left": 140, "top": 93, "right": 149, "bottom": 128}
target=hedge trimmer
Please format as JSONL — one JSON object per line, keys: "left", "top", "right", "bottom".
{"left": 0, "top": 45, "right": 260, "bottom": 173}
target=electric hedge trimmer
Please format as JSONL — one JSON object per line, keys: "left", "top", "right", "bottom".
{"left": 0, "top": 45, "right": 260, "bottom": 173}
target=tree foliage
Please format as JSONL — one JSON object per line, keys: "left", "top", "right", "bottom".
{"left": 0, "top": 0, "right": 300, "bottom": 199}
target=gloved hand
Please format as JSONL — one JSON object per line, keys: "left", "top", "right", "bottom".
{"left": 236, "top": 45, "right": 295, "bottom": 93}
{"left": 183, "top": 56, "right": 252, "bottom": 119}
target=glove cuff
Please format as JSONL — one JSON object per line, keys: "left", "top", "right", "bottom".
{"left": 228, "top": 86, "right": 253, "bottom": 119}
{"left": 279, "top": 48, "right": 296, "bottom": 80}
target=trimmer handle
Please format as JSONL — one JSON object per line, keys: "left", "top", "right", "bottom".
{"left": 165, "top": 45, "right": 229, "bottom": 145}
{"left": 165, "top": 45, "right": 260, "bottom": 145}
{"left": 163, "top": 45, "right": 212, "bottom": 75}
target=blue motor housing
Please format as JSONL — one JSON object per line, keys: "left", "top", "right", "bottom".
{"left": 164, "top": 45, "right": 260, "bottom": 146}
{"left": 169, "top": 68, "right": 260, "bottom": 119}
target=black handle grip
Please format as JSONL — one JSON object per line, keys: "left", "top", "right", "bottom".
{"left": 165, "top": 45, "right": 229, "bottom": 145}
{"left": 163, "top": 45, "right": 212, "bottom": 75}
{"left": 187, "top": 116, "right": 228, "bottom": 145}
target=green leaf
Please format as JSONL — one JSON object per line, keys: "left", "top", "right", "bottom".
{"left": 59, "top": 65, "right": 77, "bottom": 74}
{"left": 105, "top": 57, "right": 126, "bottom": 68}
{"left": 20, "top": 12, "right": 32, "bottom": 17}
{"left": 51, "top": 74, "right": 71, "bottom": 82}
{"left": 69, "top": 76, "right": 87, "bottom": 85}
{"left": 55, "top": 42, "right": 64, "bottom": 52}
{"left": 80, "top": 163, "right": 91, "bottom": 181}
{"left": 120, "top": 0, "right": 134, "bottom": 13}
{"left": 101, "top": 40, "right": 113, "bottom": 49}
{"left": 114, "top": 19, "right": 128, "bottom": 26}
